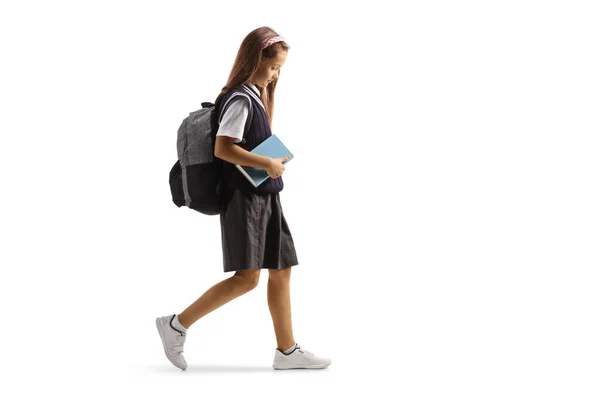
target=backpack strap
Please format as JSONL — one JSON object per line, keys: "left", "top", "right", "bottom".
{"left": 218, "top": 91, "right": 254, "bottom": 143}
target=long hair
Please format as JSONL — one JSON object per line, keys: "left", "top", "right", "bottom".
{"left": 218, "top": 27, "right": 289, "bottom": 126}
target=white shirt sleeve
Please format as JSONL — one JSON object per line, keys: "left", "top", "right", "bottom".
{"left": 216, "top": 99, "right": 249, "bottom": 144}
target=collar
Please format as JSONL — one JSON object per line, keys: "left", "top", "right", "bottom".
{"left": 244, "top": 82, "right": 260, "bottom": 96}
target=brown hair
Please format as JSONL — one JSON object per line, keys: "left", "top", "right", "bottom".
{"left": 218, "top": 27, "right": 289, "bottom": 126}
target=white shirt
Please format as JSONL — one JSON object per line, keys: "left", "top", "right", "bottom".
{"left": 216, "top": 82, "right": 263, "bottom": 143}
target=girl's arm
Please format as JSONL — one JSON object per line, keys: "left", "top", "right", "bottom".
{"left": 214, "top": 136, "right": 271, "bottom": 169}
{"left": 214, "top": 136, "right": 289, "bottom": 178}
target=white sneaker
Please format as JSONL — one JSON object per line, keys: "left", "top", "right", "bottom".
{"left": 272, "top": 344, "right": 331, "bottom": 370}
{"left": 155, "top": 315, "right": 187, "bottom": 370}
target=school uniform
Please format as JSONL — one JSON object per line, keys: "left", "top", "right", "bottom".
{"left": 216, "top": 82, "right": 298, "bottom": 272}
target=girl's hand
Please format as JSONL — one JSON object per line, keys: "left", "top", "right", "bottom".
{"left": 266, "top": 155, "right": 291, "bottom": 179}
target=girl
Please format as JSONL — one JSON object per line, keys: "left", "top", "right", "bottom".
{"left": 156, "top": 27, "right": 331, "bottom": 370}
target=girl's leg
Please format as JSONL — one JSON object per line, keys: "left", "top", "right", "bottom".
{"left": 178, "top": 269, "right": 261, "bottom": 329}
{"left": 267, "top": 267, "right": 296, "bottom": 351}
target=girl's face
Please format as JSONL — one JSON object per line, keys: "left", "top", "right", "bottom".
{"left": 251, "top": 50, "right": 287, "bottom": 88}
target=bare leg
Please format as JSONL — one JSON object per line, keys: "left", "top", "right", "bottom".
{"left": 178, "top": 269, "right": 261, "bottom": 329}
{"left": 267, "top": 267, "right": 295, "bottom": 351}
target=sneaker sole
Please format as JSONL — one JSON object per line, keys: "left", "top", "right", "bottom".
{"left": 272, "top": 361, "right": 331, "bottom": 370}
{"left": 155, "top": 318, "right": 187, "bottom": 370}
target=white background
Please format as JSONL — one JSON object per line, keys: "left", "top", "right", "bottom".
{"left": 1, "top": 0, "right": 599, "bottom": 398}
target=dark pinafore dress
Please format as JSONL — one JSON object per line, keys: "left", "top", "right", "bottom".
{"left": 217, "top": 84, "right": 298, "bottom": 273}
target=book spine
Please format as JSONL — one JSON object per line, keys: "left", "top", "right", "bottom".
{"left": 235, "top": 164, "right": 258, "bottom": 188}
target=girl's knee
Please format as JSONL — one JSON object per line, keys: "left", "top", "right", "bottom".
{"left": 268, "top": 266, "right": 292, "bottom": 282}
{"left": 233, "top": 269, "right": 261, "bottom": 291}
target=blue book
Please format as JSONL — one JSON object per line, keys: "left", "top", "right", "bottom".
{"left": 235, "top": 134, "right": 294, "bottom": 188}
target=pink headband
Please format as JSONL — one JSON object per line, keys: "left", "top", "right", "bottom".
{"left": 262, "top": 35, "right": 286, "bottom": 50}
